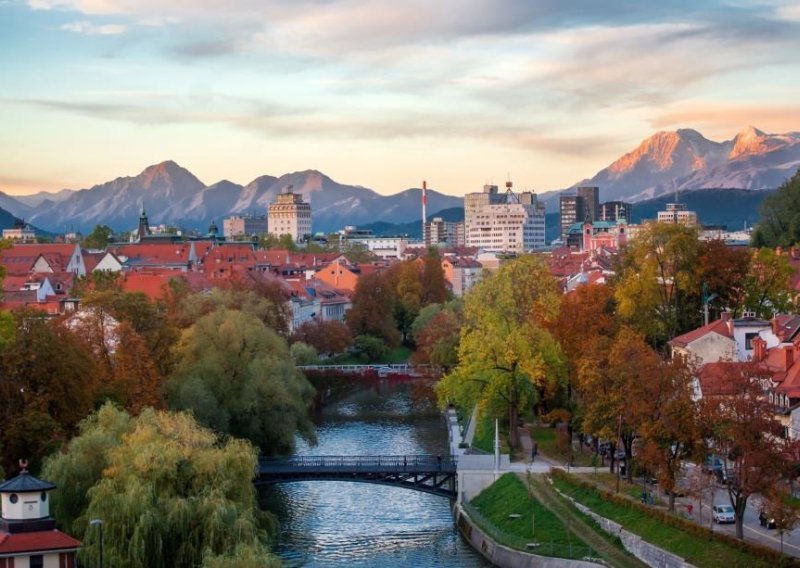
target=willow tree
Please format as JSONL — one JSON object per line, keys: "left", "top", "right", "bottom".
{"left": 167, "top": 308, "right": 316, "bottom": 455}
{"left": 436, "top": 255, "right": 565, "bottom": 448}
{"left": 43, "top": 404, "right": 279, "bottom": 568}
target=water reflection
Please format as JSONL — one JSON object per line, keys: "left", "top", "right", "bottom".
{"left": 259, "top": 380, "right": 490, "bottom": 567}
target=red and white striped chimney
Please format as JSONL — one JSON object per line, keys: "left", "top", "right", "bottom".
{"left": 422, "top": 180, "right": 428, "bottom": 234}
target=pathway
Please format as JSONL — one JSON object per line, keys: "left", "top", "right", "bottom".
{"left": 524, "top": 474, "right": 649, "bottom": 568}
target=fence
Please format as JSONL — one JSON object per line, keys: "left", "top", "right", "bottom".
{"left": 461, "top": 501, "right": 598, "bottom": 561}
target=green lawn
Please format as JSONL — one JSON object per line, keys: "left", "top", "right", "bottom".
{"left": 529, "top": 426, "right": 595, "bottom": 467}
{"left": 328, "top": 344, "right": 412, "bottom": 365}
{"left": 551, "top": 473, "right": 776, "bottom": 568}
{"left": 579, "top": 472, "right": 664, "bottom": 505}
{"left": 469, "top": 473, "right": 593, "bottom": 558}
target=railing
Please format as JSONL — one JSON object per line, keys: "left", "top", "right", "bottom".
{"left": 461, "top": 501, "right": 599, "bottom": 562}
{"left": 297, "top": 364, "right": 442, "bottom": 376}
{"left": 259, "top": 454, "right": 457, "bottom": 473}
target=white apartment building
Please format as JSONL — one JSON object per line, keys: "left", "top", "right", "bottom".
{"left": 464, "top": 183, "right": 546, "bottom": 252}
{"left": 657, "top": 203, "right": 698, "bottom": 225}
{"left": 268, "top": 189, "right": 312, "bottom": 242}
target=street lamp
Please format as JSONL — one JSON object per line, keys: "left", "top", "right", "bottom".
{"left": 90, "top": 518, "right": 104, "bottom": 568}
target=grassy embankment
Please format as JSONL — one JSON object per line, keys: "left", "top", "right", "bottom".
{"left": 469, "top": 473, "right": 594, "bottom": 559}
{"left": 551, "top": 470, "right": 784, "bottom": 568}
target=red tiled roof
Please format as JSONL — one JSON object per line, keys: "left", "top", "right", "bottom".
{"left": 669, "top": 318, "right": 733, "bottom": 348}
{"left": 0, "top": 529, "right": 81, "bottom": 554}
{"left": 697, "top": 362, "right": 741, "bottom": 396}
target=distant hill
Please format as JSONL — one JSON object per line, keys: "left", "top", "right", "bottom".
{"left": 629, "top": 188, "right": 770, "bottom": 229}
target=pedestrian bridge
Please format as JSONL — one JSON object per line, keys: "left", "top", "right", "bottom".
{"left": 297, "top": 364, "right": 441, "bottom": 378}
{"left": 256, "top": 455, "right": 458, "bottom": 499}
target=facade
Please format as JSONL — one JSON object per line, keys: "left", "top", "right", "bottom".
{"left": 564, "top": 220, "right": 628, "bottom": 251}
{"left": 576, "top": 186, "right": 600, "bottom": 222}
{"left": 268, "top": 189, "right": 312, "bottom": 243}
{"left": 0, "top": 465, "right": 81, "bottom": 567}
{"left": 424, "top": 218, "right": 465, "bottom": 247}
{"left": 559, "top": 195, "right": 584, "bottom": 240}
{"left": 441, "top": 257, "right": 483, "bottom": 297}
{"left": 657, "top": 203, "right": 698, "bottom": 225}
{"left": 600, "top": 201, "right": 632, "bottom": 224}
{"left": 223, "top": 215, "right": 268, "bottom": 239}
{"left": 2, "top": 219, "right": 36, "bottom": 243}
{"left": 464, "top": 182, "right": 546, "bottom": 252}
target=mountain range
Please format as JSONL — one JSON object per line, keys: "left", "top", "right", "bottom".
{"left": 0, "top": 125, "right": 797, "bottom": 235}
{"left": 564, "top": 126, "right": 800, "bottom": 204}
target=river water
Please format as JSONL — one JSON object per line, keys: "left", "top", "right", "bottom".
{"left": 259, "top": 379, "right": 491, "bottom": 568}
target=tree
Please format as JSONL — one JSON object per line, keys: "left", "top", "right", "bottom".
{"left": 751, "top": 169, "right": 800, "bottom": 247}
{"left": 614, "top": 222, "right": 700, "bottom": 344}
{"left": 0, "top": 310, "right": 98, "bottom": 472}
{"left": 761, "top": 484, "right": 800, "bottom": 555}
{"left": 290, "top": 319, "right": 352, "bottom": 357}
{"left": 43, "top": 404, "right": 280, "bottom": 568}
{"left": 411, "top": 303, "right": 462, "bottom": 370}
{"left": 696, "top": 239, "right": 750, "bottom": 317}
{"left": 82, "top": 224, "right": 114, "bottom": 249}
{"left": 167, "top": 308, "right": 316, "bottom": 455}
{"left": 346, "top": 271, "right": 400, "bottom": 347}
{"left": 174, "top": 287, "right": 289, "bottom": 335}
{"left": 353, "top": 334, "right": 389, "bottom": 362}
{"left": 701, "top": 362, "right": 793, "bottom": 539}
{"left": 436, "top": 256, "right": 565, "bottom": 449}
{"left": 111, "top": 321, "right": 164, "bottom": 413}
{"left": 290, "top": 341, "right": 319, "bottom": 365}
{"left": 744, "top": 248, "right": 795, "bottom": 318}
{"left": 389, "top": 260, "right": 424, "bottom": 343}
{"left": 421, "top": 248, "right": 448, "bottom": 305}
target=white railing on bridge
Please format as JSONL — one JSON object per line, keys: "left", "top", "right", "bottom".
{"left": 296, "top": 363, "right": 441, "bottom": 377}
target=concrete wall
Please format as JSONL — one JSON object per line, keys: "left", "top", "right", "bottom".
{"left": 553, "top": 487, "right": 695, "bottom": 568}
{"left": 454, "top": 505, "right": 601, "bottom": 568}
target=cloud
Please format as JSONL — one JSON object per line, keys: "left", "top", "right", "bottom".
{"left": 650, "top": 103, "right": 800, "bottom": 138}
{"left": 60, "top": 20, "right": 126, "bottom": 34}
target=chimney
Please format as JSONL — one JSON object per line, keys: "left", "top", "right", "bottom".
{"left": 773, "top": 316, "right": 781, "bottom": 338}
{"left": 783, "top": 345, "right": 794, "bottom": 371}
{"left": 752, "top": 336, "right": 767, "bottom": 362}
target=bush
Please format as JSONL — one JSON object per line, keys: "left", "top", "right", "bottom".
{"left": 353, "top": 335, "right": 389, "bottom": 362}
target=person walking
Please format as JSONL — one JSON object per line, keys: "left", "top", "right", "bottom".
{"left": 531, "top": 441, "right": 538, "bottom": 463}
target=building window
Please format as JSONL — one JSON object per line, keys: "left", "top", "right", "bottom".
{"left": 745, "top": 333, "right": 758, "bottom": 350}
{"left": 30, "top": 555, "right": 44, "bottom": 568}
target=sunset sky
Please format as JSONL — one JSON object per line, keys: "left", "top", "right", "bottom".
{"left": 1, "top": 0, "right": 799, "bottom": 196}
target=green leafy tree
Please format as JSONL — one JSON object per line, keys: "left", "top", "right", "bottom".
{"left": 83, "top": 224, "right": 114, "bottom": 249}
{"left": 411, "top": 302, "right": 462, "bottom": 370}
{"left": 290, "top": 341, "right": 319, "bottom": 365}
{"left": 386, "top": 260, "right": 423, "bottom": 343}
{"left": 174, "top": 287, "right": 289, "bottom": 335}
{"left": 167, "top": 308, "right": 316, "bottom": 455}
{"left": 436, "top": 256, "right": 565, "bottom": 448}
{"left": 614, "top": 222, "right": 700, "bottom": 344}
{"left": 43, "top": 404, "right": 279, "bottom": 568}
{"left": 744, "top": 248, "right": 795, "bottom": 318}
{"left": 751, "top": 169, "right": 800, "bottom": 247}
{"left": 353, "top": 334, "right": 389, "bottom": 362}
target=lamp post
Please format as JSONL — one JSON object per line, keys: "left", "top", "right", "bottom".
{"left": 90, "top": 518, "right": 104, "bottom": 568}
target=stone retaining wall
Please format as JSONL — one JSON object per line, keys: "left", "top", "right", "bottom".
{"left": 552, "top": 486, "right": 695, "bottom": 568}
{"left": 454, "top": 504, "right": 603, "bottom": 568}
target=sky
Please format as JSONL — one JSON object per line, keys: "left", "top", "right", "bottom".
{"left": 1, "top": 0, "right": 799, "bottom": 197}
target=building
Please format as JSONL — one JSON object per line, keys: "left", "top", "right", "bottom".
{"left": 223, "top": 214, "right": 268, "bottom": 239}
{"left": 576, "top": 186, "right": 600, "bottom": 222}
{"left": 564, "top": 219, "right": 628, "bottom": 251}
{"left": 2, "top": 219, "right": 36, "bottom": 243}
{"left": 657, "top": 203, "right": 698, "bottom": 225}
{"left": 559, "top": 195, "right": 584, "bottom": 240}
{"left": 424, "top": 218, "right": 465, "bottom": 247}
{"left": 464, "top": 182, "right": 546, "bottom": 253}
{"left": 600, "top": 201, "right": 632, "bottom": 224}
{"left": 0, "top": 462, "right": 81, "bottom": 567}
{"left": 268, "top": 188, "right": 312, "bottom": 243}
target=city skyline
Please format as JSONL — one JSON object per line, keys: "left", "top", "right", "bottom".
{"left": 1, "top": 0, "right": 799, "bottom": 196}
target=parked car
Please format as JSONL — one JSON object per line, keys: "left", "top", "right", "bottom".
{"left": 712, "top": 504, "right": 735, "bottom": 524}
{"left": 715, "top": 468, "right": 735, "bottom": 485}
{"left": 703, "top": 455, "right": 724, "bottom": 473}
{"left": 759, "top": 510, "right": 777, "bottom": 529}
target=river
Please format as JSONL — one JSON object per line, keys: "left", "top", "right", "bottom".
{"left": 259, "top": 379, "right": 491, "bottom": 568}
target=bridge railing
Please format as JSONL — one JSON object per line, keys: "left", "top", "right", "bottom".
{"left": 258, "top": 454, "right": 457, "bottom": 473}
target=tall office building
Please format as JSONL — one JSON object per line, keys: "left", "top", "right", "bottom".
{"left": 657, "top": 203, "right": 698, "bottom": 225}
{"left": 600, "top": 201, "right": 632, "bottom": 224}
{"left": 223, "top": 214, "right": 268, "bottom": 238}
{"left": 576, "top": 186, "right": 600, "bottom": 222}
{"left": 268, "top": 187, "right": 312, "bottom": 242}
{"left": 559, "top": 195, "right": 585, "bottom": 240}
{"left": 425, "top": 218, "right": 465, "bottom": 247}
{"left": 464, "top": 182, "right": 546, "bottom": 252}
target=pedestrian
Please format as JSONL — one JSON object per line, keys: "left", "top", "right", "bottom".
{"left": 687, "top": 504, "right": 694, "bottom": 517}
{"left": 531, "top": 441, "right": 538, "bottom": 463}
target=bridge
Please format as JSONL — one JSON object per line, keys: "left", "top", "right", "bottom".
{"left": 297, "top": 364, "right": 442, "bottom": 378}
{"left": 256, "top": 455, "right": 458, "bottom": 499}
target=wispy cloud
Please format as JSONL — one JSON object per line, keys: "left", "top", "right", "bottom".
{"left": 59, "top": 20, "right": 126, "bottom": 34}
